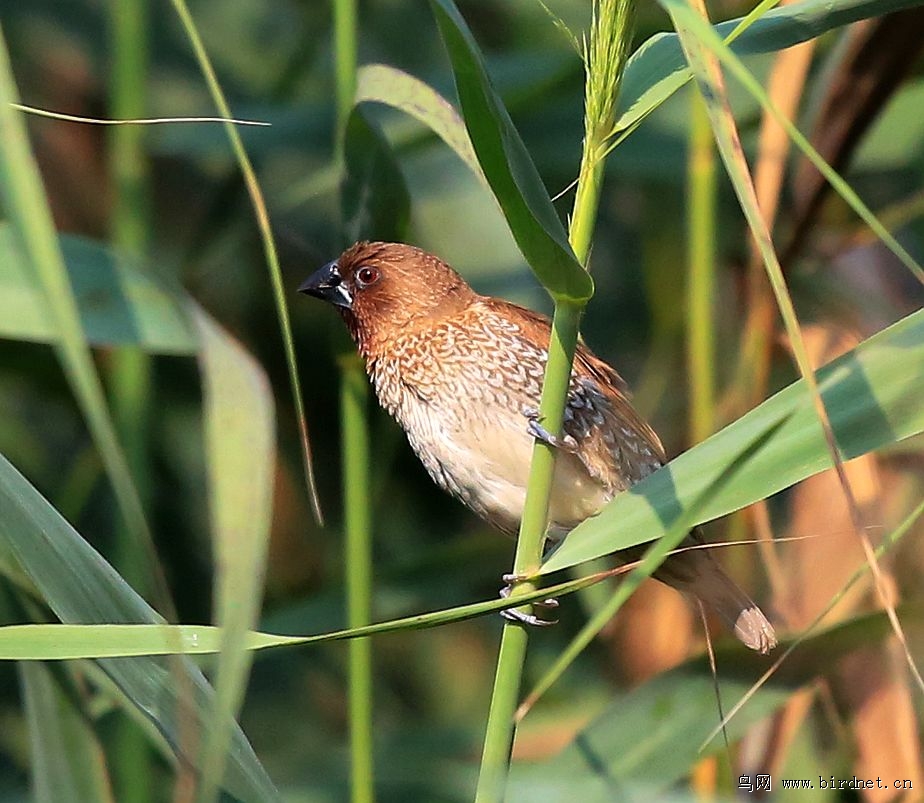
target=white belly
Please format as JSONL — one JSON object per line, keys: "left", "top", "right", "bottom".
{"left": 403, "top": 400, "right": 609, "bottom": 535}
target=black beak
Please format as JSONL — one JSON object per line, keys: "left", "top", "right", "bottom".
{"left": 298, "top": 260, "right": 353, "bottom": 309}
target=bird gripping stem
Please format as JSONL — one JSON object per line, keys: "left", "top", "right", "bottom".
{"left": 507, "top": 301, "right": 586, "bottom": 599}
{"left": 474, "top": 300, "right": 586, "bottom": 803}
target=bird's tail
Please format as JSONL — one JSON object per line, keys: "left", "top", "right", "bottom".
{"left": 623, "top": 533, "right": 777, "bottom": 654}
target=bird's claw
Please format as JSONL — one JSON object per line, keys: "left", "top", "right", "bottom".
{"left": 523, "top": 408, "right": 579, "bottom": 453}
{"left": 499, "top": 583, "right": 559, "bottom": 627}
{"left": 501, "top": 607, "right": 558, "bottom": 627}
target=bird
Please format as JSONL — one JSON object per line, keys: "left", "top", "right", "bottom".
{"left": 299, "top": 241, "right": 777, "bottom": 654}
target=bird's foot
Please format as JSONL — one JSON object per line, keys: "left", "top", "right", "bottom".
{"left": 499, "top": 581, "right": 559, "bottom": 627}
{"left": 523, "top": 408, "right": 578, "bottom": 453}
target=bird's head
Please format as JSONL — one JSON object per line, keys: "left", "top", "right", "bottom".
{"left": 299, "top": 242, "right": 476, "bottom": 356}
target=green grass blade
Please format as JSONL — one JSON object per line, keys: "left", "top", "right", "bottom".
{"left": 667, "top": 1, "right": 924, "bottom": 284}
{"left": 168, "top": 0, "right": 323, "bottom": 524}
{"left": 333, "top": 0, "right": 358, "bottom": 142}
{"left": 0, "top": 225, "right": 196, "bottom": 353}
{"left": 107, "top": 0, "right": 154, "bottom": 568}
{"left": 523, "top": 463, "right": 924, "bottom": 723}
{"left": 2, "top": 226, "right": 281, "bottom": 798}
{"left": 340, "top": 356, "right": 376, "bottom": 803}
{"left": 4, "top": 185, "right": 279, "bottom": 794}
{"left": 0, "top": 570, "right": 612, "bottom": 661}
{"left": 108, "top": 0, "right": 151, "bottom": 257}
{"left": 2, "top": 224, "right": 281, "bottom": 780}
{"left": 355, "top": 63, "right": 485, "bottom": 186}
{"left": 283, "top": 64, "right": 484, "bottom": 212}
{"left": 194, "top": 311, "right": 276, "bottom": 803}
{"left": 108, "top": 3, "right": 156, "bottom": 790}
{"left": 428, "top": 0, "right": 591, "bottom": 302}
{"left": 686, "top": 92, "right": 717, "bottom": 442}
{"left": 0, "top": 452, "right": 280, "bottom": 802}
{"left": 615, "top": 0, "right": 924, "bottom": 140}
{"left": 542, "top": 307, "right": 924, "bottom": 574}
{"left": 508, "top": 606, "right": 918, "bottom": 801}
{"left": 0, "top": 22, "right": 173, "bottom": 620}
{"left": 0, "top": 221, "right": 283, "bottom": 800}
{"left": 20, "top": 662, "right": 115, "bottom": 803}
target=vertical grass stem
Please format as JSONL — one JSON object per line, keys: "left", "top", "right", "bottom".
{"left": 686, "top": 91, "right": 717, "bottom": 442}
{"left": 474, "top": 300, "right": 583, "bottom": 803}
{"left": 334, "top": 0, "right": 358, "bottom": 145}
{"left": 108, "top": 1, "right": 155, "bottom": 795}
{"left": 340, "top": 355, "right": 375, "bottom": 803}
{"left": 331, "top": 2, "right": 374, "bottom": 798}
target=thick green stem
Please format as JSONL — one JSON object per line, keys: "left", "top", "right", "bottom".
{"left": 109, "top": 0, "right": 150, "bottom": 255}
{"left": 476, "top": 137, "right": 596, "bottom": 799}
{"left": 340, "top": 356, "right": 375, "bottom": 803}
{"left": 332, "top": 1, "right": 373, "bottom": 798}
{"left": 108, "top": 0, "right": 154, "bottom": 798}
{"left": 686, "top": 91, "right": 717, "bottom": 442}
{"left": 333, "top": 0, "right": 358, "bottom": 143}
{"left": 474, "top": 301, "right": 583, "bottom": 803}
{"left": 569, "top": 141, "right": 607, "bottom": 263}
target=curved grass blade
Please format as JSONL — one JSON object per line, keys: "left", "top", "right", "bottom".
{"left": 354, "top": 63, "right": 485, "bottom": 186}
{"left": 2, "top": 231, "right": 281, "bottom": 784}
{"left": 0, "top": 453, "right": 280, "bottom": 803}
{"left": 428, "top": 0, "right": 592, "bottom": 302}
{"left": 1, "top": 229, "right": 281, "bottom": 755}
{"left": 193, "top": 311, "right": 276, "bottom": 803}
{"left": 0, "top": 232, "right": 281, "bottom": 801}
{"left": 521, "top": 485, "right": 924, "bottom": 727}
{"left": 668, "top": 1, "right": 924, "bottom": 284}
{"left": 12, "top": 103, "right": 269, "bottom": 127}
{"left": 0, "top": 22, "right": 174, "bottom": 622}
{"left": 0, "top": 570, "right": 612, "bottom": 661}
{"left": 615, "top": 0, "right": 924, "bottom": 141}
{"left": 0, "top": 224, "right": 196, "bottom": 352}
{"left": 542, "top": 307, "right": 924, "bottom": 574}
{"left": 506, "top": 606, "right": 917, "bottom": 801}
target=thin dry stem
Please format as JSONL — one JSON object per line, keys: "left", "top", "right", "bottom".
{"left": 12, "top": 103, "right": 269, "bottom": 126}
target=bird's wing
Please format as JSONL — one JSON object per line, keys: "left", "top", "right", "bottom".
{"left": 564, "top": 346, "right": 666, "bottom": 492}
{"left": 480, "top": 298, "right": 665, "bottom": 493}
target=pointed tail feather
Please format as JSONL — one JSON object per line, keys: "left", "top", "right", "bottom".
{"left": 632, "top": 536, "right": 777, "bottom": 654}
{"left": 659, "top": 552, "right": 776, "bottom": 654}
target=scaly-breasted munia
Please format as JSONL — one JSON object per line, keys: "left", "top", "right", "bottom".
{"left": 300, "top": 242, "right": 776, "bottom": 654}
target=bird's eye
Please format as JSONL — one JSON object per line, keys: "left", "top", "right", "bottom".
{"left": 355, "top": 266, "right": 381, "bottom": 288}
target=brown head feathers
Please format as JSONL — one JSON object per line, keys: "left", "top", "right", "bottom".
{"left": 332, "top": 242, "right": 475, "bottom": 355}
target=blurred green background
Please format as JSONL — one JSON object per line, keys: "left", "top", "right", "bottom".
{"left": 1, "top": 0, "right": 923, "bottom": 800}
